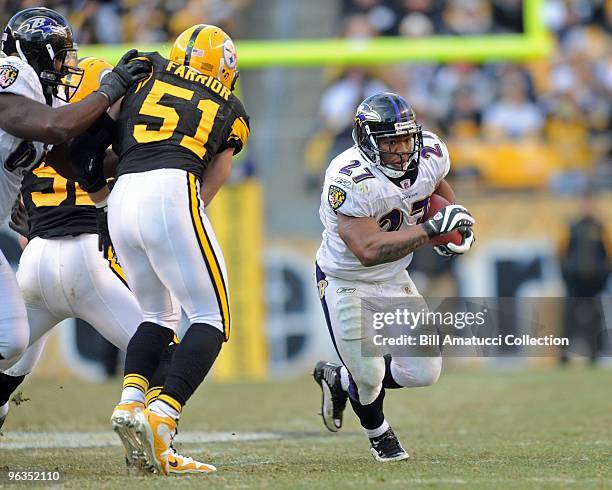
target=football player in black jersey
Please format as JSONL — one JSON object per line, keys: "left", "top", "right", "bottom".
{"left": 103, "top": 25, "right": 250, "bottom": 475}
{"left": 1, "top": 57, "right": 215, "bottom": 474}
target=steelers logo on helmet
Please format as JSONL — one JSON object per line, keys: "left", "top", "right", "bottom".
{"left": 223, "top": 39, "right": 237, "bottom": 69}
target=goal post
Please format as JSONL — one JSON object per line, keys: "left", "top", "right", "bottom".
{"left": 81, "top": 0, "right": 550, "bottom": 66}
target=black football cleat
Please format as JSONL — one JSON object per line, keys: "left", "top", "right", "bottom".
{"left": 369, "top": 428, "right": 409, "bottom": 462}
{"left": 313, "top": 361, "right": 348, "bottom": 432}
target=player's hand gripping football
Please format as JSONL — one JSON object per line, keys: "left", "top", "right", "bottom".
{"left": 422, "top": 204, "right": 475, "bottom": 257}
{"left": 433, "top": 226, "right": 476, "bottom": 257}
{"left": 97, "top": 49, "right": 151, "bottom": 106}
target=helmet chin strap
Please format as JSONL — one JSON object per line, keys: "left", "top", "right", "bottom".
{"left": 377, "top": 164, "right": 408, "bottom": 179}
{"left": 15, "top": 40, "right": 27, "bottom": 63}
{"left": 377, "top": 148, "right": 415, "bottom": 179}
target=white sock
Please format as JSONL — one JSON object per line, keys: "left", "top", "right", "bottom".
{"left": 0, "top": 401, "right": 9, "bottom": 419}
{"left": 119, "top": 387, "right": 145, "bottom": 405}
{"left": 339, "top": 366, "right": 350, "bottom": 392}
{"left": 363, "top": 420, "right": 390, "bottom": 439}
{"left": 149, "top": 400, "right": 180, "bottom": 421}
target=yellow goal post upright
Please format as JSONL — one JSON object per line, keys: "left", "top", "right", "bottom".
{"left": 80, "top": 0, "right": 549, "bottom": 381}
{"left": 82, "top": 0, "right": 549, "bottom": 66}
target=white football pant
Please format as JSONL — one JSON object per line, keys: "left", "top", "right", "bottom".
{"left": 1, "top": 234, "right": 180, "bottom": 376}
{"left": 0, "top": 248, "right": 29, "bottom": 367}
{"left": 108, "top": 169, "right": 230, "bottom": 339}
{"left": 316, "top": 265, "right": 442, "bottom": 405}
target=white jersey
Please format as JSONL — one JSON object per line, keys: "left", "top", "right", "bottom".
{"left": 316, "top": 131, "right": 451, "bottom": 282}
{"left": 0, "top": 56, "right": 63, "bottom": 226}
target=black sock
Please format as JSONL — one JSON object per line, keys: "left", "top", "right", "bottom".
{"left": 382, "top": 354, "right": 402, "bottom": 389}
{"left": 146, "top": 341, "right": 177, "bottom": 405}
{"left": 0, "top": 373, "right": 26, "bottom": 406}
{"left": 348, "top": 380, "right": 386, "bottom": 431}
{"left": 159, "top": 323, "right": 223, "bottom": 407}
{"left": 123, "top": 322, "right": 174, "bottom": 392}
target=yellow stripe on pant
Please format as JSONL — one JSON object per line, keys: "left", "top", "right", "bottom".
{"left": 187, "top": 173, "right": 231, "bottom": 340}
{"left": 105, "top": 245, "right": 129, "bottom": 289}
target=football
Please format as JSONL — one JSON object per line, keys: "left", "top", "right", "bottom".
{"left": 424, "top": 194, "right": 463, "bottom": 247}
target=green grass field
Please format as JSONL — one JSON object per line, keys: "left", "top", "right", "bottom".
{"left": 1, "top": 366, "right": 610, "bottom": 489}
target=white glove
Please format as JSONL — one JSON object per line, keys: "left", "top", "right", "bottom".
{"left": 434, "top": 227, "right": 476, "bottom": 257}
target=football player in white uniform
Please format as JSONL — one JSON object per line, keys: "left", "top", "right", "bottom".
{"left": 313, "top": 92, "right": 475, "bottom": 462}
{"left": 0, "top": 7, "right": 149, "bottom": 369}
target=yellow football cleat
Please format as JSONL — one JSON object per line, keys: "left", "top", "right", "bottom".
{"left": 133, "top": 408, "right": 177, "bottom": 476}
{"left": 110, "top": 401, "right": 147, "bottom": 469}
{"left": 167, "top": 447, "right": 217, "bottom": 474}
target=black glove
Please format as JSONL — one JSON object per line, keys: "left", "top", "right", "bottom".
{"left": 70, "top": 112, "right": 116, "bottom": 193}
{"left": 9, "top": 196, "right": 29, "bottom": 237}
{"left": 70, "top": 131, "right": 107, "bottom": 193}
{"left": 422, "top": 204, "right": 475, "bottom": 238}
{"left": 95, "top": 201, "right": 113, "bottom": 254}
{"left": 97, "top": 49, "right": 151, "bottom": 105}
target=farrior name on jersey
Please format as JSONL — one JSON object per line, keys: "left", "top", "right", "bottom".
{"left": 164, "top": 60, "right": 231, "bottom": 100}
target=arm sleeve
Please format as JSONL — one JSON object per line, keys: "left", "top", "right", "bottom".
{"left": 326, "top": 178, "right": 373, "bottom": 217}
{"left": 218, "top": 98, "right": 250, "bottom": 156}
{"left": 422, "top": 132, "right": 451, "bottom": 185}
{"left": 0, "top": 58, "right": 42, "bottom": 100}
{"left": 435, "top": 138, "right": 451, "bottom": 185}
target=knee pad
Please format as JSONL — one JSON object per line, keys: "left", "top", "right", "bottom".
{"left": 0, "top": 321, "right": 29, "bottom": 362}
{"left": 391, "top": 356, "right": 442, "bottom": 388}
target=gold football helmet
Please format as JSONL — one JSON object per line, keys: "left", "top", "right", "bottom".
{"left": 170, "top": 24, "right": 239, "bottom": 90}
{"left": 69, "top": 56, "right": 113, "bottom": 103}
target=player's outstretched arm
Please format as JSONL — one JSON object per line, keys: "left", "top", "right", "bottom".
{"left": 0, "top": 92, "right": 110, "bottom": 144}
{"left": 0, "top": 49, "right": 149, "bottom": 145}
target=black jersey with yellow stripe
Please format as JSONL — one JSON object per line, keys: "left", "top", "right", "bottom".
{"left": 21, "top": 163, "right": 97, "bottom": 240}
{"left": 114, "top": 52, "right": 250, "bottom": 181}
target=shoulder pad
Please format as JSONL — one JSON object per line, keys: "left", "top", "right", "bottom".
{"left": 0, "top": 56, "right": 42, "bottom": 99}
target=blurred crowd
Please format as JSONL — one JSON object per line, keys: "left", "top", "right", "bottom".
{"left": 0, "top": 0, "right": 249, "bottom": 44}
{"left": 1, "top": 0, "right": 610, "bottom": 191}
{"left": 307, "top": 0, "right": 612, "bottom": 191}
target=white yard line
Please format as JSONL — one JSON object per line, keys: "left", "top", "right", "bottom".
{"left": 0, "top": 431, "right": 283, "bottom": 449}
